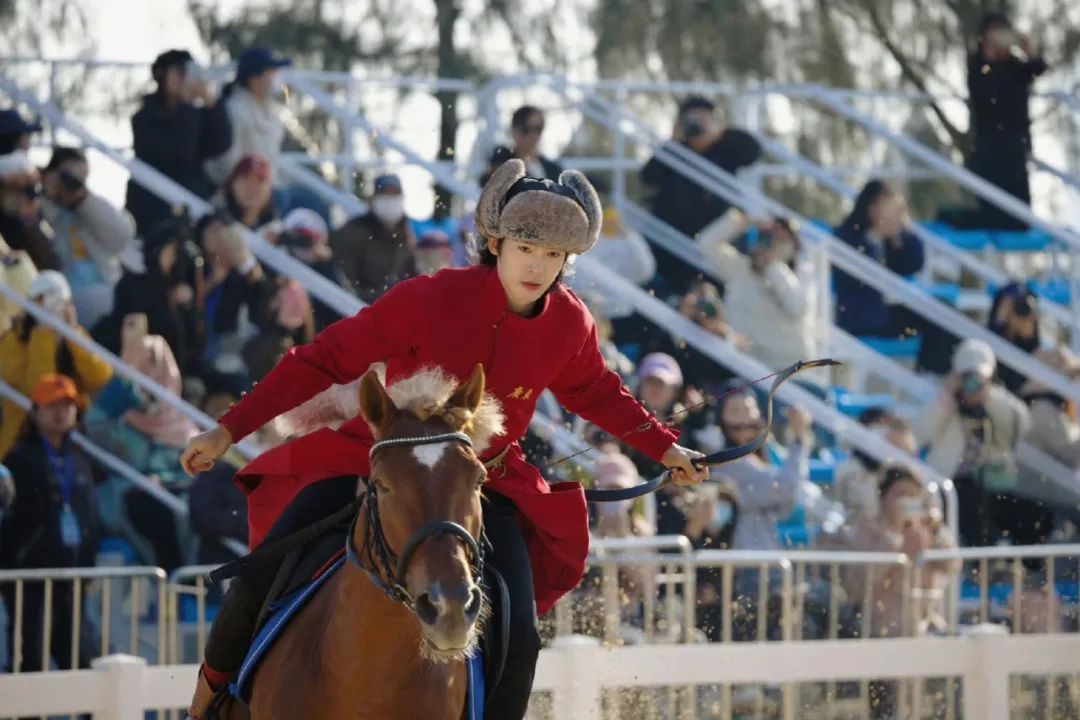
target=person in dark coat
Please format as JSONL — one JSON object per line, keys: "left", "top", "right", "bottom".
{"left": 967, "top": 12, "right": 1047, "bottom": 231}
{"left": 125, "top": 50, "right": 233, "bottom": 236}
{"left": 329, "top": 173, "right": 416, "bottom": 303}
{"left": 832, "top": 180, "right": 925, "bottom": 337}
{"left": 187, "top": 458, "right": 247, "bottom": 567}
{"left": 988, "top": 282, "right": 1041, "bottom": 394}
{"left": 0, "top": 374, "right": 101, "bottom": 673}
{"left": 92, "top": 211, "right": 206, "bottom": 374}
{"left": 489, "top": 105, "right": 563, "bottom": 181}
{"left": 640, "top": 96, "right": 762, "bottom": 292}
{"left": 0, "top": 120, "right": 61, "bottom": 272}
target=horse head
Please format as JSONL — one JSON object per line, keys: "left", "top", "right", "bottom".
{"left": 355, "top": 364, "right": 503, "bottom": 661}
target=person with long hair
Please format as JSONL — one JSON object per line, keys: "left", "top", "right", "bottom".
{"left": 832, "top": 180, "right": 925, "bottom": 337}
{"left": 181, "top": 159, "right": 708, "bottom": 719}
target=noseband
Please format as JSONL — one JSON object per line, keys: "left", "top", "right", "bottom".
{"left": 345, "top": 432, "right": 485, "bottom": 610}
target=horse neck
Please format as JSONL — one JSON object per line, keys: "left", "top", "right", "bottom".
{"left": 324, "top": 515, "right": 427, "bottom": 677}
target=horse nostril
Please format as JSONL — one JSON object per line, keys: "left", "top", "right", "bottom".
{"left": 415, "top": 592, "right": 439, "bottom": 626}
{"left": 464, "top": 586, "right": 482, "bottom": 621}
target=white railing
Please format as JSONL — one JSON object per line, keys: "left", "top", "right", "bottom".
{"left": 561, "top": 84, "right": 1080, "bottom": 405}
{"left": 2, "top": 628, "right": 1078, "bottom": 720}
{"left": 750, "top": 128, "right": 1080, "bottom": 335}
{"left": 283, "top": 72, "right": 964, "bottom": 518}
{"left": 0, "top": 284, "right": 262, "bottom": 462}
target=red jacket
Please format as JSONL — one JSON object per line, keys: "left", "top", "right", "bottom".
{"left": 219, "top": 265, "right": 678, "bottom": 615}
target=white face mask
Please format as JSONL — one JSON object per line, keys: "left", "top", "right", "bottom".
{"left": 269, "top": 72, "right": 285, "bottom": 94}
{"left": 371, "top": 195, "right": 405, "bottom": 226}
{"left": 709, "top": 500, "right": 734, "bottom": 533}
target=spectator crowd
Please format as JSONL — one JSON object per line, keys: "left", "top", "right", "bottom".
{"left": 2, "top": 11, "right": 1078, "bottom": 685}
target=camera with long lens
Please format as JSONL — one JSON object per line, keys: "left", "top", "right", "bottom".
{"left": 956, "top": 371, "right": 986, "bottom": 401}
{"left": 145, "top": 209, "right": 204, "bottom": 284}
{"left": 1013, "top": 292, "right": 1035, "bottom": 318}
{"left": 682, "top": 118, "right": 706, "bottom": 140}
{"left": 58, "top": 168, "right": 84, "bottom": 193}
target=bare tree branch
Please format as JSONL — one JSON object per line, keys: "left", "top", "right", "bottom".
{"left": 864, "top": 2, "right": 969, "bottom": 151}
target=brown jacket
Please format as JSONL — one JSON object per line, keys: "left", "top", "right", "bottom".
{"left": 328, "top": 213, "right": 415, "bottom": 303}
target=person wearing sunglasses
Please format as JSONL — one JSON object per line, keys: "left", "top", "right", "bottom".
{"left": 489, "top": 105, "right": 564, "bottom": 181}
{"left": 40, "top": 146, "right": 136, "bottom": 329}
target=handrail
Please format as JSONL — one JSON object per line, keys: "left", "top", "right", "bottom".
{"left": 0, "top": 74, "right": 365, "bottom": 319}
{"left": 0, "top": 379, "right": 248, "bottom": 558}
{"left": 747, "top": 129, "right": 1080, "bottom": 337}
{"left": 811, "top": 87, "right": 1080, "bottom": 250}
{"left": 288, "top": 75, "right": 481, "bottom": 203}
{"left": 288, "top": 76, "right": 964, "bottom": 537}
{"left": 0, "top": 284, "right": 259, "bottom": 460}
{"left": 559, "top": 82, "right": 1080, "bottom": 404}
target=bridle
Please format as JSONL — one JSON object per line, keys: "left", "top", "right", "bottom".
{"left": 345, "top": 431, "right": 485, "bottom": 609}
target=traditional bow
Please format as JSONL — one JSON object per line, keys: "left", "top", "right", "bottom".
{"left": 583, "top": 358, "right": 841, "bottom": 503}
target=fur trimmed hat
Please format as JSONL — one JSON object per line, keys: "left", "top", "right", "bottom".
{"left": 475, "top": 158, "right": 602, "bottom": 255}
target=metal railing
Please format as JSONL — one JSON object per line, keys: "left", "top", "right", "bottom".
{"left": 0, "top": 283, "right": 261, "bottom": 461}
{"left": 284, "top": 70, "right": 965, "bottom": 528}
{"left": 0, "top": 566, "right": 167, "bottom": 673}
{"left": 563, "top": 83, "right": 1080, "bottom": 405}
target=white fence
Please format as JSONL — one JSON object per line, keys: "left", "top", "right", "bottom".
{"left": 2, "top": 628, "right": 1080, "bottom": 719}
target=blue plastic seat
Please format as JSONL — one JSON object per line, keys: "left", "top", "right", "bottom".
{"left": 992, "top": 230, "right": 1052, "bottom": 252}
{"left": 924, "top": 223, "right": 991, "bottom": 251}
{"left": 858, "top": 336, "right": 922, "bottom": 360}
{"left": 808, "top": 459, "right": 836, "bottom": 485}
{"left": 96, "top": 536, "right": 139, "bottom": 566}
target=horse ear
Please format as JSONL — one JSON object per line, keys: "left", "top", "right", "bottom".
{"left": 358, "top": 369, "right": 397, "bottom": 434}
{"left": 448, "top": 364, "right": 486, "bottom": 416}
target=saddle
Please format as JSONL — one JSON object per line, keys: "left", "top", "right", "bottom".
{"left": 206, "top": 504, "right": 509, "bottom": 718}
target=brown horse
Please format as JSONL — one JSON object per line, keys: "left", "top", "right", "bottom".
{"left": 243, "top": 364, "right": 504, "bottom": 719}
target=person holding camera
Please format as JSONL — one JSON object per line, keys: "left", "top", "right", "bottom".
{"left": 92, "top": 210, "right": 207, "bottom": 380}
{"left": 699, "top": 207, "right": 823, "bottom": 385}
{"left": 126, "top": 49, "right": 233, "bottom": 236}
{"left": 640, "top": 96, "right": 762, "bottom": 290}
{"left": 988, "top": 282, "right": 1040, "bottom": 394}
{"left": 40, "top": 147, "right": 136, "bottom": 329}
{"left": 833, "top": 180, "right": 924, "bottom": 336}
{"left": 967, "top": 13, "right": 1047, "bottom": 231}
{"left": 919, "top": 339, "right": 1036, "bottom": 547}
{"left": 0, "top": 115, "right": 60, "bottom": 273}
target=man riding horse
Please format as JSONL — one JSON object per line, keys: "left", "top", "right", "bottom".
{"left": 181, "top": 158, "right": 708, "bottom": 719}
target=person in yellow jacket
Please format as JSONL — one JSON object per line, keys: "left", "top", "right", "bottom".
{"left": 0, "top": 271, "right": 113, "bottom": 459}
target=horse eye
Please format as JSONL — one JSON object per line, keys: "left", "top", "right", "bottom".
{"left": 371, "top": 478, "right": 390, "bottom": 494}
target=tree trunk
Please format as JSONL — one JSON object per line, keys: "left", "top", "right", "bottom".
{"left": 433, "top": 0, "right": 463, "bottom": 218}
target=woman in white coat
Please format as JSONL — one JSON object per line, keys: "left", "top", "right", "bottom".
{"left": 698, "top": 208, "right": 824, "bottom": 386}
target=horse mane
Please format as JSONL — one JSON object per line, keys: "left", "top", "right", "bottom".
{"left": 274, "top": 364, "right": 506, "bottom": 455}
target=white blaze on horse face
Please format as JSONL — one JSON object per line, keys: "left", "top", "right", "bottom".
{"left": 412, "top": 442, "right": 449, "bottom": 471}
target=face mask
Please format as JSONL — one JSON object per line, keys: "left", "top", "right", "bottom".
{"left": 269, "top": 73, "right": 286, "bottom": 94}
{"left": 709, "top": 500, "right": 733, "bottom": 533}
{"left": 371, "top": 195, "right": 405, "bottom": 225}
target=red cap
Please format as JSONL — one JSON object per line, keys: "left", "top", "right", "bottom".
{"left": 232, "top": 154, "right": 272, "bottom": 182}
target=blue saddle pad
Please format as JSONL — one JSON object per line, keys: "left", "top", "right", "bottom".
{"left": 229, "top": 556, "right": 484, "bottom": 719}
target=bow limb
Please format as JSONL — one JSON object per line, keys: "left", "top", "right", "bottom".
{"left": 692, "top": 358, "right": 841, "bottom": 468}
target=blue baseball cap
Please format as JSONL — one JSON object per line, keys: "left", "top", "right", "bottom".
{"left": 0, "top": 109, "right": 42, "bottom": 137}
{"left": 373, "top": 174, "right": 403, "bottom": 194}
{"left": 236, "top": 47, "right": 292, "bottom": 84}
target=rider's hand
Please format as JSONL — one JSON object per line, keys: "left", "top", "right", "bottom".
{"left": 180, "top": 424, "right": 233, "bottom": 476}
{"left": 661, "top": 444, "right": 709, "bottom": 486}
